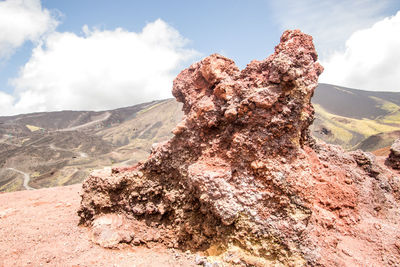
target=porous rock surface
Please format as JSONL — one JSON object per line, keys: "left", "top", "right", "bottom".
{"left": 387, "top": 138, "right": 400, "bottom": 169}
{"left": 79, "top": 30, "right": 400, "bottom": 266}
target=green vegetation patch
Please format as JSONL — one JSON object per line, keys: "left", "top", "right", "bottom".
{"left": 314, "top": 104, "right": 400, "bottom": 149}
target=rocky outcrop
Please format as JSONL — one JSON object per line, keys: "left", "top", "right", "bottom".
{"left": 79, "top": 30, "right": 400, "bottom": 266}
{"left": 387, "top": 138, "right": 400, "bottom": 169}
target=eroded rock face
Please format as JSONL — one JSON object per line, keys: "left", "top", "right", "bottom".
{"left": 79, "top": 30, "right": 400, "bottom": 266}
{"left": 387, "top": 138, "right": 400, "bottom": 169}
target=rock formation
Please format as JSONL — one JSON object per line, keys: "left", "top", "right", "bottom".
{"left": 79, "top": 30, "right": 400, "bottom": 266}
{"left": 387, "top": 138, "right": 400, "bottom": 169}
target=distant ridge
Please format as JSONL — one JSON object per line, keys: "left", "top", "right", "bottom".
{"left": 313, "top": 83, "right": 400, "bottom": 119}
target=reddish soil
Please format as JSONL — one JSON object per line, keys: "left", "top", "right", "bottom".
{"left": 0, "top": 184, "right": 197, "bottom": 267}
{"left": 373, "top": 146, "right": 391, "bottom": 157}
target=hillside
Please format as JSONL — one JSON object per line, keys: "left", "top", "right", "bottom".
{"left": 311, "top": 83, "right": 400, "bottom": 148}
{"left": 0, "top": 100, "right": 183, "bottom": 192}
{"left": 355, "top": 130, "right": 400, "bottom": 154}
{"left": 1, "top": 83, "right": 399, "bottom": 192}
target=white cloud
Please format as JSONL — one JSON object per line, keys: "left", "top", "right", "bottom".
{"left": 320, "top": 11, "right": 400, "bottom": 92}
{"left": 0, "top": 91, "right": 14, "bottom": 111}
{"left": 1, "top": 19, "right": 199, "bottom": 115}
{"left": 269, "top": 0, "right": 395, "bottom": 58}
{"left": 0, "top": 0, "right": 58, "bottom": 60}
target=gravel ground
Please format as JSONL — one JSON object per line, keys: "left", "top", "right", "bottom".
{"left": 0, "top": 184, "right": 198, "bottom": 267}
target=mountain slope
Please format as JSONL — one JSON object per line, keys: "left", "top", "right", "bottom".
{"left": 0, "top": 100, "right": 182, "bottom": 192}
{"left": 311, "top": 83, "right": 400, "bottom": 149}
{"left": 1, "top": 83, "right": 399, "bottom": 192}
{"left": 354, "top": 130, "right": 400, "bottom": 152}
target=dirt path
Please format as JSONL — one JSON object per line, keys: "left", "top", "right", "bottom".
{"left": 0, "top": 184, "right": 198, "bottom": 267}
{"left": 59, "top": 112, "right": 111, "bottom": 132}
{"left": 6, "top": 168, "right": 34, "bottom": 190}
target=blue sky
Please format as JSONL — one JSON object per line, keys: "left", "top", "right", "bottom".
{"left": 0, "top": 0, "right": 399, "bottom": 115}
{"left": 42, "top": 1, "right": 283, "bottom": 61}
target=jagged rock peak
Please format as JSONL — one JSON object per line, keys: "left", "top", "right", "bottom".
{"left": 171, "top": 30, "right": 323, "bottom": 155}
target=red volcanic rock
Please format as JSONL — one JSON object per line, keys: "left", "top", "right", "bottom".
{"left": 387, "top": 138, "right": 400, "bottom": 169}
{"left": 79, "top": 30, "right": 400, "bottom": 266}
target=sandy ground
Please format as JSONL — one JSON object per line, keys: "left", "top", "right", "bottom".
{"left": 0, "top": 184, "right": 197, "bottom": 267}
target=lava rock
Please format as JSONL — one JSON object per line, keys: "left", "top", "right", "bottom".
{"left": 79, "top": 30, "right": 400, "bottom": 266}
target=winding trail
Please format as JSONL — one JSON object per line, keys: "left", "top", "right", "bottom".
{"left": 6, "top": 168, "right": 34, "bottom": 190}
{"left": 58, "top": 112, "right": 111, "bottom": 132}
{"left": 3, "top": 144, "right": 88, "bottom": 191}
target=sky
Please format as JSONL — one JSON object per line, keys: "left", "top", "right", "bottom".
{"left": 0, "top": 0, "right": 399, "bottom": 116}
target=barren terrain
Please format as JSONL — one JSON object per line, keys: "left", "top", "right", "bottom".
{"left": 0, "top": 184, "right": 198, "bottom": 267}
